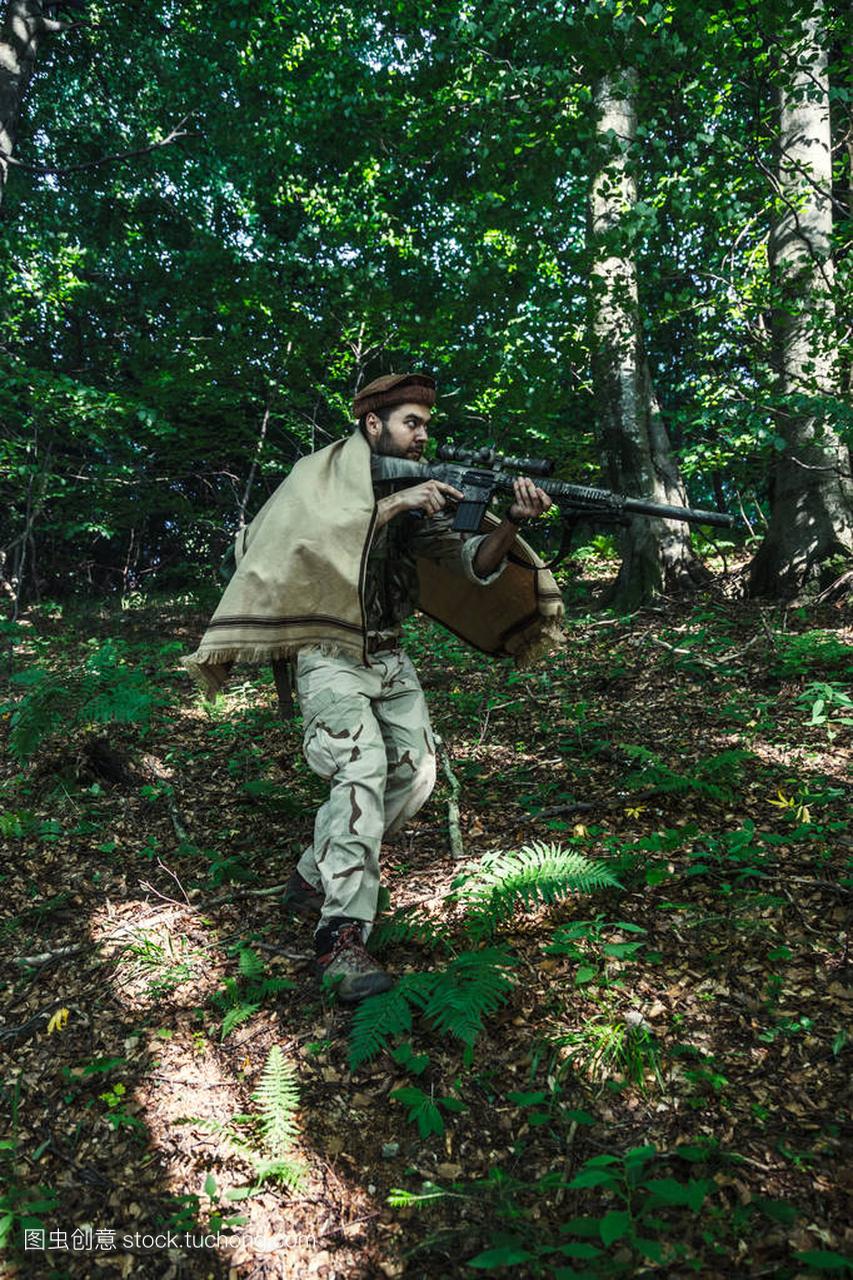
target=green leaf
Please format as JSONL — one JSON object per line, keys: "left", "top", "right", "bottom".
{"left": 468, "top": 1245, "right": 535, "bottom": 1269}
{"left": 600, "top": 1209, "right": 631, "bottom": 1246}
{"left": 642, "top": 1177, "right": 710, "bottom": 1211}
{"left": 438, "top": 1096, "right": 468, "bottom": 1114}
{"left": 563, "top": 1109, "right": 596, "bottom": 1125}
{"left": 575, "top": 966, "right": 597, "bottom": 985}
{"left": 636, "top": 1238, "right": 665, "bottom": 1262}
{"left": 568, "top": 1169, "right": 619, "bottom": 1189}
{"left": 204, "top": 1173, "right": 217, "bottom": 1198}
{"left": 558, "top": 1242, "right": 604, "bottom": 1258}
{"left": 793, "top": 1251, "right": 853, "bottom": 1273}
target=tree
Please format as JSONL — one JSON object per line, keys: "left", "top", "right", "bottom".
{"left": 748, "top": 2, "right": 853, "bottom": 596}
{"left": 0, "top": 0, "right": 69, "bottom": 210}
{"left": 589, "top": 67, "right": 704, "bottom": 611}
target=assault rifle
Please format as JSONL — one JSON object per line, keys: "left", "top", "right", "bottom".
{"left": 372, "top": 445, "right": 733, "bottom": 567}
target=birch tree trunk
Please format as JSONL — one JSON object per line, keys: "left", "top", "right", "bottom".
{"left": 0, "top": 0, "right": 58, "bottom": 210}
{"left": 748, "top": 5, "right": 853, "bottom": 597}
{"left": 589, "top": 70, "right": 704, "bottom": 612}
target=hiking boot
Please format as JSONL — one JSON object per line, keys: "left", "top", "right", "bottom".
{"left": 314, "top": 918, "right": 393, "bottom": 1004}
{"left": 283, "top": 870, "right": 324, "bottom": 918}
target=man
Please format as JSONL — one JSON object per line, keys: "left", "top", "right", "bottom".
{"left": 282, "top": 373, "right": 552, "bottom": 1002}
{"left": 183, "top": 371, "right": 561, "bottom": 1004}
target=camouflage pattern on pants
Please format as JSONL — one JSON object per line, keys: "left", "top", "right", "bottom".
{"left": 295, "top": 647, "right": 437, "bottom": 932}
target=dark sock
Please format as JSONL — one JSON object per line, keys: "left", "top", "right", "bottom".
{"left": 314, "top": 917, "right": 364, "bottom": 956}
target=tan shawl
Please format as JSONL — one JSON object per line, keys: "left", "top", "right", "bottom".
{"left": 183, "top": 430, "right": 564, "bottom": 697}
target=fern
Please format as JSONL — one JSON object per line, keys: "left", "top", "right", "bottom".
{"left": 213, "top": 952, "right": 295, "bottom": 1040}
{"left": 348, "top": 952, "right": 517, "bottom": 1069}
{"left": 6, "top": 639, "right": 155, "bottom": 762}
{"left": 348, "top": 973, "right": 434, "bottom": 1070}
{"left": 422, "top": 948, "right": 517, "bottom": 1047}
{"left": 237, "top": 947, "right": 265, "bottom": 980}
{"left": 622, "top": 746, "right": 754, "bottom": 804}
{"left": 252, "top": 1045, "right": 300, "bottom": 1160}
{"left": 221, "top": 1004, "right": 259, "bottom": 1040}
{"left": 455, "top": 843, "right": 621, "bottom": 941}
{"left": 370, "top": 905, "right": 453, "bottom": 953}
{"left": 180, "top": 1045, "right": 304, "bottom": 1190}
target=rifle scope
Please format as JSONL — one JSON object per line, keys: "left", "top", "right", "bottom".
{"left": 436, "top": 444, "right": 554, "bottom": 477}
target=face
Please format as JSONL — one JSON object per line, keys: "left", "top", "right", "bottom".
{"left": 366, "top": 402, "right": 431, "bottom": 460}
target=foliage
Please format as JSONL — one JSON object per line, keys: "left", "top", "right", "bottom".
{"left": 387, "top": 1141, "right": 791, "bottom": 1274}
{"left": 4, "top": 638, "right": 158, "bottom": 761}
{"left": 211, "top": 947, "right": 296, "bottom": 1040}
{"left": 549, "top": 1008, "right": 664, "bottom": 1092}
{"left": 772, "top": 632, "right": 853, "bottom": 680}
{"left": 453, "top": 842, "right": 621, "bottom": 942}
{"left": 182, "top": 1045, "right": 304, "bottom": 1190}
{"left": 348, "top": 950, "right": 517, "bottom": 1071}
{"left": 621, "top": 746, "right": 755, "bottom": 804}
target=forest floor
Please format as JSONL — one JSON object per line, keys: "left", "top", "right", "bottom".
{"left": 1, "top": 560, "right": 851, "bottom": 1280}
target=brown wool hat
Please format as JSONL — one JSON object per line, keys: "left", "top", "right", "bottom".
{"left": 353, "top": 372, "right": 436, "bottom": 421}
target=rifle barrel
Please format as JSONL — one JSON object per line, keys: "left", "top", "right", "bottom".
{"left": 371, "top": 457, "right": 734, "bottom": 529}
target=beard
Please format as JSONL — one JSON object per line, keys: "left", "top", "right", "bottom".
{"left": 377, "top": 425, "right": 423, "bottom": 460}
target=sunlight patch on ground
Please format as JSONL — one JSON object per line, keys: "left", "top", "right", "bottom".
{"left": 89, "top": 900, "right": 225, "bottom": 1012}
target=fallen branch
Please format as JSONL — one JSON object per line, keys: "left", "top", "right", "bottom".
{"left": 13, "top": 942, "right": 91, "bottom": 967}
{"left": 436, "top": 737, "right": 465, "bottom": 860}
{"left": 536, "top": 801, "right": 595, "bottom": 819}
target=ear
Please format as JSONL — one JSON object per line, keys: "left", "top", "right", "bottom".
{"left": 364, "top": 412, "right": 382, "bottom": 441}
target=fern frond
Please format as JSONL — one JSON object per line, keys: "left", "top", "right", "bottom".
{"left": 456, "top": 843, "right": 620, "bottom": 941}
{"left": 347, "top": 973, "right": 436, "bottom": 1071}
{"left": 250, "top": 1156, "right": 305, "bottom": 1189}
{"left": 237, "top": 947, "right": 265, "bottom": 980}
{"left": 422, "top": 948, "right": 517, "bottom": 1047}
{"left": 221, "top": 1003, "right": 258, "bottom": 1040}
{"left": 387, "top": 1182, "right": 448, "bottom": 1209}
{"left": 252, "top": 1045, "right": 299, "bottom": 1159}
{"left": 370, "top": 906, "right": 453, "bottom": 953}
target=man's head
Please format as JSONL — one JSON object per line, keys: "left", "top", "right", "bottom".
{"left": 354, "top": 373, "right": 435, "bottom": 460}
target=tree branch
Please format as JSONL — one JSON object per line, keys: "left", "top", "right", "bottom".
{"left": 0, "top": 114, "right": 194, "bottom": 176}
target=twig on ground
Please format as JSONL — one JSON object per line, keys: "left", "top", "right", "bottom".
{"left": 13, "top": 943, "right": 92, "bottom": 967}
{"left": 156, "top": 858, "right": 192, "bottom": 905}
{"left": 436, "top": 736, "right": 465, "bottom": 860}
{"left": 203, "top": 882, "right": 291, "bottom": 908}
{"left": 163, "top": 790, "right": 189, "bottom": 843}
{"left": 536, "top": 801, "right": 595, "bottom": 819}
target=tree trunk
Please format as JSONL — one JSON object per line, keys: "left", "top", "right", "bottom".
{"left": 0, "top": 1, "right": 56, "bottom": 210}
{"left": 589, "top": 70, "right": 704, "bottom": 612}
{"left": 748, "top": 5, "right": 853, "bottom": 597}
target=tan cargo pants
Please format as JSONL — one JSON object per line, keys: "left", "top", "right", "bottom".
{"left": 295, "top": 647, "right": 437, "bottom": 932}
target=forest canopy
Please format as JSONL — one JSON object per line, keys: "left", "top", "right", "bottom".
{"left": 0, "top": 0, "right": 851, "bottom": 605}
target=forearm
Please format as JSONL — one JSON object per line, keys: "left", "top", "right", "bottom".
{"left": 375, "top": 492, "right": 407, "bottom": 530}
{"left": 473, "top": 517, "right": 518, "bottom": 578}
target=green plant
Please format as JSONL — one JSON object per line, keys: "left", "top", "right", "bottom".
{"left": 545, "top": 917, "right": 649, "bottom": 987}
{"left": 0, "top": 1082, "right": 58, "bottom": 1256}
{"left": 124, "top": 931, "right": 201, "bottom": 999}
{"left": 389, "top": 1085, "right": 468, "bottom": 1138}
{"left": 621, "top": 746, "right": 754, "bottom": 804}
{"left": 98, "top": 1081, "right": 146, "bottom": 1134}
{"left": 550, "top": 1008, "right": 664, "bottom": 1092}
{"left": 3, "top": 637, "right": 159, "bottom": 762}
{"left": 453, "top": 842, "right": 621, "bottom": 942}
{"left": 181, "top": 1045, "right": 305, "bottom": 1189}
{"left": 799, "top": 681, "right": 853, "bottom": 742}
{"left": 348, "top": 948, "right": 518, "bottom": 1070}
{"left": 388, "top": 1144, "right": 738, "bottom": 1274}
{"left": 211, "top": 946, "right": 295, "bottom": 1040}
{"left": 772, "top": 631, "right": 853, "bottom": 679}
